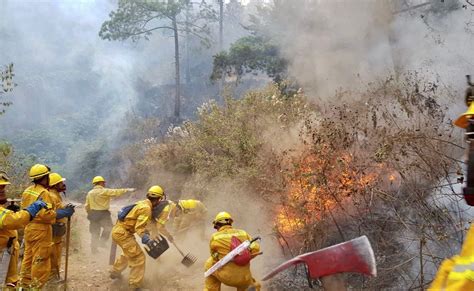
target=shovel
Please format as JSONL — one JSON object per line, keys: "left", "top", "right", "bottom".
{"left": 171, "top": 241, "right": 196, "bottom": 267}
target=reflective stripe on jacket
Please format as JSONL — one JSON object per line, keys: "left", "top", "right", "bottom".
{"left": 21, "top": 184, "right": 55, "bottom": 224}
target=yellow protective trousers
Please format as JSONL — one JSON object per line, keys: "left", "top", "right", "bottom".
{"left": 50, "top": 235, "right": 62, "bottom": 278}
{"left": 204, "top": 257, "right": 261, "bottom": 291}
{"left": 19, "top": 223, "right": 53, "bottom": 288}
{"left": 111, "top": 224, "right": 146, "bottom": 288}
{"left": 5, "top": 238, "right": 20, "bottom": 285}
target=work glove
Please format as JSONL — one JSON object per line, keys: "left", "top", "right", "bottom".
{"left": 56, "top": 204, "right": 75, "bottom": 219}
{"left": 24, "top": 200, "right": 48, "bottom": 219}
{"left": 141, "top": 234, "right": 151, "bottom": 245}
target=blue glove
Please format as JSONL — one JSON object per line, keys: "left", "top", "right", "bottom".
{"left": 56, "top": 205, "right": 75, "bottom": 219}
{"left": 24, "top": 200, "right": 48, "bottom": 219}
{"left": 141, "top": 234, "right": 151, "bottom": 244}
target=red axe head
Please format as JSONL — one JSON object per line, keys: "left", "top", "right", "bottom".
{"left": 262, "top": 236, "right": 377, "bottom": 281}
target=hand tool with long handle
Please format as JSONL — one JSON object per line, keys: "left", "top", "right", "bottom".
{"left": 0, "top": 237, "right": 14, "bottom": 285}
{"left": 205, "top": 236, "right": 261, "bottom": 277}
{"left": 172, "top": 241, "right": 196, "bottom": 267}
{"left": 109, "top": 241, "right": 117, "bottom": 265}
{"left": 262, "top": 235, "right": 376, "bottom": 283}
{"left": 63, "top": 216, "right": 71, "bottom": 289}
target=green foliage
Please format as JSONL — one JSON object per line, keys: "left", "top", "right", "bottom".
{"left": 0, "top": 141, "right": 36, "bottom": 197}
{"left": 99, "top": 0, "right": 217, "bottom": 45}
{"left": 211, "top": 36, "right": 287, "bottom": 82}
{"left": 0, "top": 63, "right": 16, "bottom": 115}
{"left": 211, "top": 1, "right": 288, "bottom": 82}
{"left": 130, "top": 83, "right": 308, "bottom": 182}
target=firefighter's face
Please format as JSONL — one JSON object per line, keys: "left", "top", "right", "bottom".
{"left": 0, "top": 185, "right": 5, "bottom": 196}
{"left": 58, "top": 181, "right": 67, "bottom": 193}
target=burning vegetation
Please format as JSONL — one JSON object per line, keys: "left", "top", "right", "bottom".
{"left": 122, "top": 72, "right": 466, "bottom": 289}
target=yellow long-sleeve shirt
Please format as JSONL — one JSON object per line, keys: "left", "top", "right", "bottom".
{"left": 85, "top": 185, "right": 129, "bottom": 211}
{"left": 0, "top": 205, "right": 31, "bottom": 249}
{"left": 173, "top": 199, "right": 207, "bottom": 231}
{"left": 50, "top": 189, "right": 66, "bottom": 224}
{"left": 430, "top": 224, "right": 474, "bottom": 290}
{"left": 155, "top": 201, "right": 176, "bottom": 226}
{"left": 116, "top": 199, "right": 152, "bottom": 237}
{"left": 209, "top": 225, "right": 260, "bottom": 261}
{"left": 21, "top": 184, "right": 56, "bottom": 224}
{"left": 177, "top": 199, "right": 206, "bottom": 214}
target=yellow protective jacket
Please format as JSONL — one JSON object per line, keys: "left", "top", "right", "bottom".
{"left": 430, "top": 224, "right": 474, "bottom": 290}
{"left": 115, "top": 199, "right": 152, "bottom": 237}
{"left": 0, "top": 205, "right": 31, "bottom": 285}
{"left": 20, "top": 184, "right": 56, "bottom": 224}
{"left": 173, "top": 199, "right": 207, "bottom": 232}
{"left": 155, "top": 201, "right": 176, "bottom": 226}
{"left": 85, "top": 185, "right": 128, "bottom": 211}
{"left": 209, "top": 225, "right": 260, "bottom": 260}
{"left": 178, "top": 199, "right": 206, "bottom": 213}
{"left": 152, "top": 201, "right": 176, "bottom": 239}
{"left": 204, "top": 225, "right": 261, "bottom": 291}
{"left": 0, "top": 205, "right": 31, "bottom": 243}
{"left": 50, "top": 189, "right": 66, "bottom": 224}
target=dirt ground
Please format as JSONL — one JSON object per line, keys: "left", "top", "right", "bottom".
{"left": 44, "top": 203, "right": 268, "bottom": 290}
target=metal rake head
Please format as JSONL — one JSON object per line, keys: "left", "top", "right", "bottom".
{"left": 181, "top": 253, "right": 197, "bottom": 267}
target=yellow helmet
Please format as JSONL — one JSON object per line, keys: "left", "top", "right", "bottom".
{"left": 454, "top": 102, "right": 474, "bottom": 129}
{"left": 213, "top": 211, "right": 233, "bottom": 225}
{"left": 147, "top": 185, "right": 164, "bottom": 198}
{"left": 49, "top": 173, "right": 66, "bottom": 187}
{"left": 0, "top": 171, "right": 11, "bottom": 185}
{"left": 177, "top": 199, "right": 199, "bottom": 211}
{"left": 92, "top": 176, "right": 105, "bottom": 184}
{"left": 29, "top": 164, "right": 50, "bottom": 180}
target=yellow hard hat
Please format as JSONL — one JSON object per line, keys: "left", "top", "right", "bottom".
{"left": 29, "top": 164, "right": 50, "bottom": 180}
{"left": 213, "top": 211, "right": 233, "bottom": 225}
{"left": 147, "top": 185, "right": 164, "bottom": 198}
{"left": 0, "top": 171, "right": 11, "bottom": 185}
{"left": 454, "top": 102, "right": 474, "bottom": 129}
{"left": 92, "top": 176, "right": 105, "bottom": 184}
{"left": 178, "top": 199, "right": 198, "bottom": 210}
{"left": 49, "top": 173, "right": 66, "bottom": 187}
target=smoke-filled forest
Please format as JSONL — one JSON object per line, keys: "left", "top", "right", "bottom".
{"left": 2, "top": 0, "right": 474, "bottom": 290}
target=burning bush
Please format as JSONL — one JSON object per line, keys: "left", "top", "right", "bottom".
{"left": 126, "top": 73, "right": 464, "bottom": 289}
{"left": 271, "top": 73, "right": 464, "bottom": 289}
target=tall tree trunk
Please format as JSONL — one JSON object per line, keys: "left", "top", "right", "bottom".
{"left": 185, "top": 2, "right": 191, "bottom": 84}
{"left": 218, "top": 0, "right": 224, "bottom": 103}
{"left": 219, "top": 0, "right": 223, "bottom": 51}
{"left": 172, "top": 14, "right": 181, "bottom": 119}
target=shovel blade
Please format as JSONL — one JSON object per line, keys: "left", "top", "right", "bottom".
{"left": 181, "top": 254, "right": 197, "bottom": 267}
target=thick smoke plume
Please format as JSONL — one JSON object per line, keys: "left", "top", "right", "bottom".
{"left": 267, "top": 0, "right": 469, "bottom": 107}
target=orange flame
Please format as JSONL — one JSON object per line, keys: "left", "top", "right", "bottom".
{"left": 276, "top": 151, "right": 380, "bottom": 236}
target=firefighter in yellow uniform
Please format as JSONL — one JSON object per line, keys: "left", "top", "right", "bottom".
{"left": 85, "top": 176, "right": 134, "bottom": 253}
{"left": 0, "top": 171, "right": 47, "bottom": 288}
{"left": 150, "top": 186, "right": 175, "bottom": 243}
{"left": 172, "top": 199, "right": 207, "bottom": 236}
{"left": 19, "top": 164, "right": 75, "bottom": 288}
{"left": 48, "top": 173, "right": 67, "bottom": 281}
{"left": 109, "top": 185, "right": 164, "bottom": 289}
{"left": 429, "top": 223, "right": 474, "bottom": 290}
{"left": 204, "top": 212, "right": 261, "bottom": 291}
